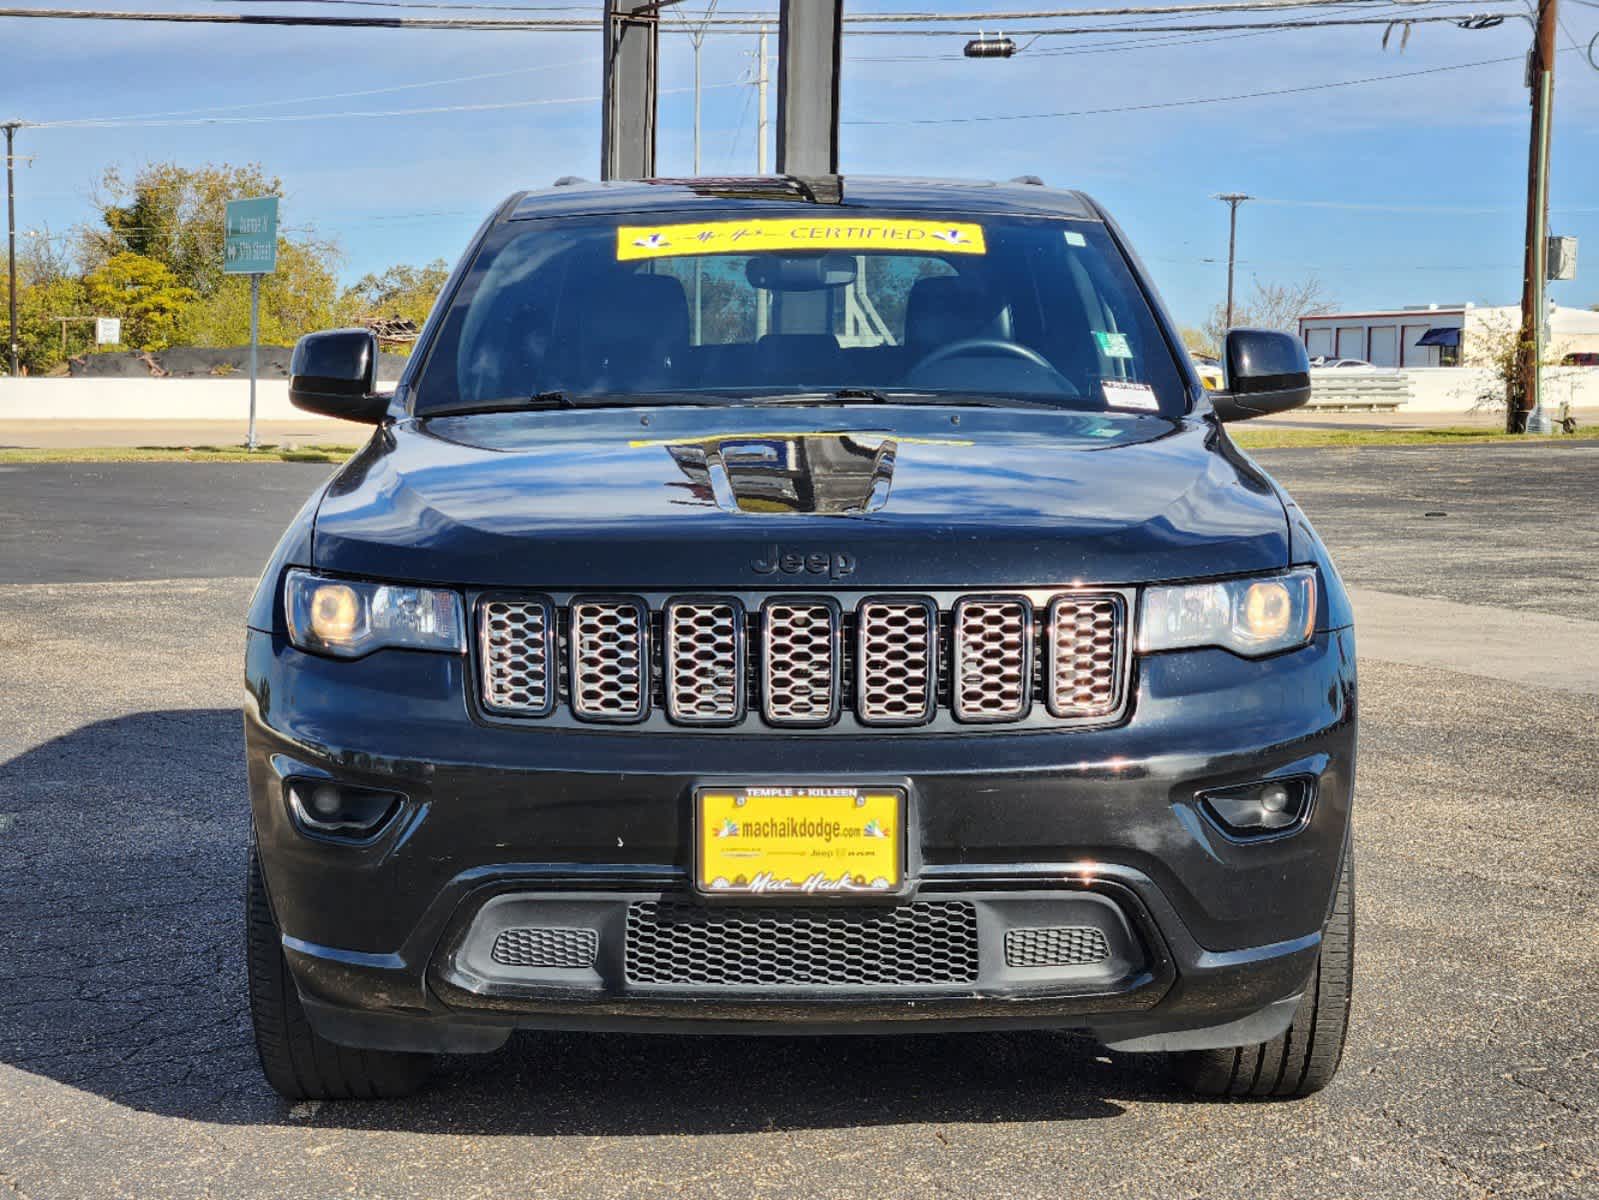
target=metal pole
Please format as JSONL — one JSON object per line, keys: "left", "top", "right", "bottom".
{"left": 757, "top": 25, "right": 769, "bottom": 174}
{"left": 692, "top": 35, "right": 701, "bottom": 174}
{"left": 1215, "top": 193, "right": 1251, "bottom": 330}
{"left": 755, "top": 25, "right": 770, "bottom": 338}
{"left": 600, "top": 1, "right": 660, "bottom": 180}
{"left": 5, "top": 123, "right": 18, "bottom": 377}
{"left": 1225, "top": 206, "right": 1238, "bottom": 329}
{"left": 248, "top": 273, "right": 260, "bottom": 450}
{"left": 1514, "top": 0, "right": 1558, "bottom": 433}
{"left": 775, "top": 0, "right": 844, "bottom": 176}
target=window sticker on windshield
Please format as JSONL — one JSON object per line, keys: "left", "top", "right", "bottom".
{"left": 1094, "top": 330, "right": 1134, "bottom": 358}
{"left": 616, "top": 218, "right": 987, "bottom": 261}
{"left": 1063, "top": 230, "right": 1088, "bottom": 248}
{"left": 1102, "top": 380, "right": 1160, "bottom": 412}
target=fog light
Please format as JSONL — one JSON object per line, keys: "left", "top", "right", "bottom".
{"left": 287, "top": 780, "right": 402, "bottom": 839}
{"left": 1198, "top": 777, "right": 1312, "bottom": 839}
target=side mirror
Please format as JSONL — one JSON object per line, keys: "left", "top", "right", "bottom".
{"left": 1211, "top": 328, "right": 1312, "bottom": 422}
{"left": 288, "top": 329, "right": 390, "bottom": 424}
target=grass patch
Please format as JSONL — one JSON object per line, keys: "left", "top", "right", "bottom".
{"left": 0, "top": 444, "right": 360, "bottom": 464}
{"left": 1230, "top": 425, "right": 1599, "bottom": 450}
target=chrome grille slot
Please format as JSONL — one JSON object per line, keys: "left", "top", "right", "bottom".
{"left": 624, "top": 900, "right": 979, "bottom": 988}
{"left": 569, "top": 598, "right": 648, "bottom": 721}
{"left": 761, "top": 598, "right": 839, "bottom": 726}
{"left": 856, "top": 598, "right": 935, "bottom": 725}
{"left": 952, "top": 596, "right": 1032, "bottom": 722}
{"left": 1047, "top": 594, "right": 1124, "bottom": 718}
{"left": 478, "top": 598, "right": 555, "bottom": 716}
{"left": 491, "top": 926, "right": 599, "bottom": 969}
{"left": 665, "top": 599, "right": 743, "bottom": 724}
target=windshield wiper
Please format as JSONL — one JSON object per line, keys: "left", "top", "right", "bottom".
{"left": 744, "top": 388, "right": 896, "bottom": 406}
{"left": 746, "top": 389, "right": 1064, "bottom": 410}
{"left": 419, "top": 392, "right": 575, "bottom": 418}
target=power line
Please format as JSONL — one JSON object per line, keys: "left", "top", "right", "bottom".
{"left": 31, "top": 79, "right": 746, "bottom": 129}
{"left": 198, "top": 0, "right": 1453, "bottom": 15}
{"left": 0, "top": 1, "right": 1520, "bottom": 35}
{"left": 848, "top": 0, "right": 1496, "bottom": 57}
{"left": 843, "top": 48, "right": 1548, "bottom": 125}
{"left": 75, "top": 56, "right": 603, "bottom": 124}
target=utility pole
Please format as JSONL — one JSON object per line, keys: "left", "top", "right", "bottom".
{"left": 4, "top": 121, "right": 20, "bottom": 378}
{"left": 1512, "top": 0, "right": 1558, "bottom": 433}
{"left": 1215, "top": 193, "right": 1252, "bottom": 331}
{"left": 756, "top": 25, "right": 770, "bottom": 339}
{"left": 757, "top": 25, "right": 769, "bottom": 174}
{"left": 688, "top": 0, "right": 718, "bottom": 174}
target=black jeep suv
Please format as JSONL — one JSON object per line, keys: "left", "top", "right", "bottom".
{"left": 246, "top": 176, "right": 1355, "bottom": 1102}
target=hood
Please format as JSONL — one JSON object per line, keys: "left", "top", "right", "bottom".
{"left": 312, "top": 406, "right": 1289, "bottom": 589}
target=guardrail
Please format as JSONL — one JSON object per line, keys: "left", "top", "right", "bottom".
{"left": 1306, "top": 369, "right": 1411, "bottom": 411}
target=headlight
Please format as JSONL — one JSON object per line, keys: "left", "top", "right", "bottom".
{"left": 1139, "top": 568, "right": 1316, "bottom": 657}
{"left": 284, "top": 569, "right": 464, "bottom": 658}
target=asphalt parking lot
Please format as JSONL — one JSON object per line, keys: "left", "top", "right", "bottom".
{"left": 1, "top": 443, "right": 1595, "bottom": 1199}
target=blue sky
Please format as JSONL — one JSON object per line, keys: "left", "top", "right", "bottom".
{"left": 4, "top": 0, "right": 1597, "bottom": 327}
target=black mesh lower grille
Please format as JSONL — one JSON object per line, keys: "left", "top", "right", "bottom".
{"left": 490, "top": 926, "right": 599, "bottom": 968}
{"left": 1004, "top": 926, "right": 1110, "bottom": 968}
{"left": 624, "top": 901, "right": 979, "bottom": 988}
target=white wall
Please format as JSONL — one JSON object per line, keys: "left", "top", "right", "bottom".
{"left": 1401, "top": 366, "right": 1599, "bottom": 412}
{"left": 0, "top": 378, "right": 400, "bottom": 422}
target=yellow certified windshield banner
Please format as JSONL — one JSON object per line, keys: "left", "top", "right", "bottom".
{"left": 617, "top": 217, "right": 986, "bottom": 261}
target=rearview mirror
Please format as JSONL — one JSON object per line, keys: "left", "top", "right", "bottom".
{"left": 1211, "top": 328, "right": 1311, "bottom": 422}
{"left": 289, "top": 329, "right": 391, "bottom": 424}
{"left": 745, "top": 253, "right": 858, "bottom": 292}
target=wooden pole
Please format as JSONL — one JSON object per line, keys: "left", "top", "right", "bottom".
{"left": 1512, "top": 0, "right": 1558, "bottom": 433}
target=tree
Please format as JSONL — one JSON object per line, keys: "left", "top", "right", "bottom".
{"left": 1179, "top": 326, "right": 1218, "bottom": 359}
{"left": 83, "top": 252, "right": 195, "bottom": 350}
{"left": 337, "top": 259, "right": 451, "bottom": 330}
{"left": 178, "top": 240, "right": 342, "bottom": 348}
{"left": 1459, "top": 309, "right": 1578, "bottom": 426}
{"left": 1, "top": 274, "right": 91, "bottom": 375}
{"left": 1204, "top": 276, "right": 1336, "bottom": 348}
{"left": 79, "top": 162, "right": 284, "bottom": 298}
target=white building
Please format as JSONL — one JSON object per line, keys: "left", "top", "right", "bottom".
{"left": 1298, "top": 304, "right": 1599, "bottom": 369}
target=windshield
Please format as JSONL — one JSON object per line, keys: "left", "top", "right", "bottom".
{"left": 412, "top": 211, "right": 1188, "bottom": 417}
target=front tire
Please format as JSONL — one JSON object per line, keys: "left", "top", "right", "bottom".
{"left": 1172, "top": 840, "right": 1355, "bottom": 1099}
{"left": 246, "top": 841, "right": 433, "bottom": 1101}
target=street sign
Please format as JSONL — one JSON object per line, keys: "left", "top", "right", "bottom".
{"left": 94, "top": 316, "right": 121, "bottom": 346}
{"left": 224, "top": 196, "right": 279, "bottom": 275}
{"left": 224, "top": 195, "right": 279, "bottom": 450}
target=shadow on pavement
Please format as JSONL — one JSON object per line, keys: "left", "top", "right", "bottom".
{"left": 0, "top": 710, "right": 1180, "bottom": 1133}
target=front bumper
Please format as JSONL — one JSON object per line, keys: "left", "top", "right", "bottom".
{"left": 246, "top": 625, "right": 1355, "bottom": 1052}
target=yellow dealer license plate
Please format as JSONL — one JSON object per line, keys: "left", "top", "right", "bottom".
{"left": 695, "top": 786, "right": 905, "bottom": 897}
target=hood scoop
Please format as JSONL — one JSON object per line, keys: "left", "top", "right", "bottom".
{"left": 674, "top": 432, "right": 898, "bottom": 515}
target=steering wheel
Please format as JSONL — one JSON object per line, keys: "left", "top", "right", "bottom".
{"left": 913, "top": 337, "right": 1053, "bottom": 373}
{"left": 908, "top": 337, "right": 1075, "bottom": 394}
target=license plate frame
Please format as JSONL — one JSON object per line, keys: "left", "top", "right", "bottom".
{"left": 693, "top": 785, "right": 909, "bottom": 899}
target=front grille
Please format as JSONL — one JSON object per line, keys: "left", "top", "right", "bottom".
{"left": 491, "top": 926, "right": 600, "bottom": 969}
{"left": 1004, "top": 925, "right": 1111, "bottom": 968}
{"left": 952, "top": 596, "right": 1032, "bottom": 722}
{"left": 624, "top": 900, "right": 979, "bottom": 988}
{"left": 1047, "top": 595, "right": 1125, "bottom": 719}
{"left": 665, "top": 599, "right": 744, "bottom": 724}
{"left": 855, "top": 599, "right": 935, "bottom": 724}
{"left": 476, "top": 589, "right": 1129, "bottom": 730}
{"left": 762, "top": 599, "right": 840, "bottom": 726}
{"left": 478, "top": 598, "right": 555, "bottom": 716}
{"left": 570, "top": 598, "right": 649, "bottom": 721}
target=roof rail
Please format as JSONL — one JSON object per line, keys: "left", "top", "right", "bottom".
{"left": 1009, "top": 174, "right": 1045, "bottom": 186}
{"left": 552, "top": 175, "right": 588, "bottom": 187}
